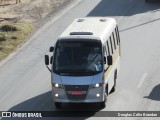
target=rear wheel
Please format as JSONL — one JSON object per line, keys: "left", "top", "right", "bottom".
{"left": 55, "top": 102, "right": 62, "bottom": 109}
{"left": 110, "top": 70, "right": 117, "bottom": 93}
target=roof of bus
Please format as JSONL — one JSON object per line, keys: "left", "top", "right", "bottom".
{"left": 59, "top": 17, "right": 117, "bottom": 43}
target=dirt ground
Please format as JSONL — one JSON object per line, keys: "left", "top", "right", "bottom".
{"left": 0, "top": 0, "right": 69, "bottom": 61}
{"left": 0, "top": 0, "right": 68, "bottom": 25}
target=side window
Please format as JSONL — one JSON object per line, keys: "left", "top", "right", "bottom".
{"left": 117, "top": 26, "right": 120, "bottom": 43}
{"left": 106, "top": 41, "right": 110, "bottom": 56}
{"left": 113, "top": 30, "right": 117, "bottom": 45}
{"left": 112, "top": 32, "right": 116, "bottom": 49}
{"left": 107, "top": 37, "right": 113, "bottom": 55}
{"left": 115, "top": 27, "right": 120, "bottom": 45}
{"left": 109, "top": 37, "right": 113, "bottom": 54}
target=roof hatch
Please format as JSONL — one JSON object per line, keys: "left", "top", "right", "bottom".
{"left": 77, "top": 19, "right": 85, "bottom": 22}
{"left": 100, "top": 19, "right": 107, "bottom": 22}
{"left": 70, "top": 32, "right": 93, "bottom": 35}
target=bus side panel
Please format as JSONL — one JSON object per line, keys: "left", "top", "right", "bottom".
{"left": 103, "top": 45, "right": 120, "bottom": 93}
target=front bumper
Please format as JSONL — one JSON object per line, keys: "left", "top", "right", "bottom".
{"left": 52, "top": 86, "right": 105, "bottom": 103}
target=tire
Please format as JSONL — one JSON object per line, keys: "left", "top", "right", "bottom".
{"left": 110, "top": 70, "right": 117, "bottom": 93}
{"left": 145, "top": 0, "right": 150, "bottom": 2}
{"left": 55, "top": 102, "right": 62, "bottom": 109}
{"left": 99, "top": 88, "right": 108, "bottom": 108}
{"left": 99, "top": 100, "right": 106, "bottom": 108}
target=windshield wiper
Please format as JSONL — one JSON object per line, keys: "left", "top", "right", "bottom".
{"left": 75, "top": 69, "right": 95, "bottom": 72}
{"left": 57, "top": 69, "right": 96, "bottom": 74}
{"left": 57, "top": 69, "right": 75, "bottom": 72}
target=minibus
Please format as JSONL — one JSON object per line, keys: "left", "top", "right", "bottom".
{"left": 45, "top": 17, "right": 121, "bottom": 109}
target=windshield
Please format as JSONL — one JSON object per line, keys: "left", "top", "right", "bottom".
{"left": 53, "top": 39, "right": 103, "bottom": 76}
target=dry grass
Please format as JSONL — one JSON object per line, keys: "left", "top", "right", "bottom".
{"left": 0, "top": 22, "right": 34, "bottom": 61}
{"left": 0, "top": 0, "right": 67, "bottom": 61}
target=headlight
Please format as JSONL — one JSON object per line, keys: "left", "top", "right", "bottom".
{"left": 90, "top": 83, "right": 104, "bottom": 88}
{"left": 52, "top": 83, "right": 63, "bottom": 88}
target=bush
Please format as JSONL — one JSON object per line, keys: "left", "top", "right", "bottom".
{"left": 11, "top": 36, "right": 17, "bottom": 39}
{"left": 1, "top": 25, "right": 18, "bottom": 32}
{"left": 0, "top": 33, "right": 6, "bottom": 42}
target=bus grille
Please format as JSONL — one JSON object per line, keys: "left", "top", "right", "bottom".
{"left": 64, "top": 85, "right": 89, "bottom": 100}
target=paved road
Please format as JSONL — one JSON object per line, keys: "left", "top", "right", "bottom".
{"left": 0, "top": 0, "right": 160, "bottom": 120}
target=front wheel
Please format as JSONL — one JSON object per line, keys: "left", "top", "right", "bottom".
{"left": 99, "top": 100, "right": 106, "bottom": 108}
{"left": 99, "top": 92, "right": 107, "bottom": 108}
{"left": 55, "top": 102, "right": 62, "bottom": 109}
{"left": 145, "top": 0, "right": 150, "bottom": 2}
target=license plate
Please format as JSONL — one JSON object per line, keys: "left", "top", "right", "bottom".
{"left": 71, "top": 91, "right": 82, "bottom": 95}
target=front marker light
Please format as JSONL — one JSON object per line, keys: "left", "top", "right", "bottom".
{"left": 55, "top": 83, "right": 59, "bottom": 88}
{"left": 91, "top": 83, "right": 104, "bottom": 88}
{"left": 95, "top": 84, "right": 100, "bottom": 87}
{"left": 55, "top": 94, "right": 58, "bottom": 97}
{"left": 52, "top": 83, "right": 63, "bottom": 88}
{"left": 96, "top": 94, "right": 100, "bottom": 97}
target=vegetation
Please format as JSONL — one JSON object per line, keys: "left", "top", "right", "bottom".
{"left": 0, "top": 33, "right": 6, "bottom": 42}
{"left": 16, "top": 0, "right": 21, "bottom": 4}
{"left": 0, "top": 0, "right": 66, "bottom": 61}
{"left": 1, "top": 24, "right": 18, "bottom": 32}
{"left": 0, "top": 23, "right": 34, "bottom": 61}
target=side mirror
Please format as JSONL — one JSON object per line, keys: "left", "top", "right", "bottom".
{"left": 49, "top": 46, "right": 54, "bottom": 52}
{"left": 107, "top": 55, "right": 112, "bottom": 65}
{"left": 104, "top": 56, "right": 106, "bottom": 64}
{"left": 45, "top": 55, "right": 49, "bottom": 65}
{"left": 50, "top": 56, "right": 53, "bottom": 64}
